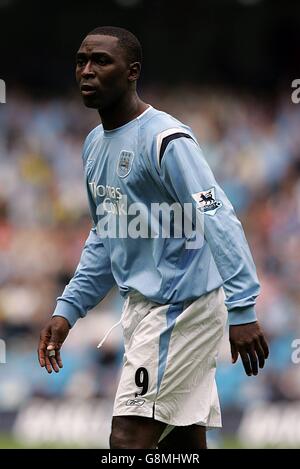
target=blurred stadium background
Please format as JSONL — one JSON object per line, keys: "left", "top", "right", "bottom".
{"left": 1, "top": 0, "right": 300, "bottom": 449}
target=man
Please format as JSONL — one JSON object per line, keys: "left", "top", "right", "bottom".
{"left": 38, "top": 26, "right": 269, "bottom": 449}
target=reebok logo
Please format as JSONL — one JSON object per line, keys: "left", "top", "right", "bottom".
{"left": 126, "top": 398, "right": 145, "bottom": 407}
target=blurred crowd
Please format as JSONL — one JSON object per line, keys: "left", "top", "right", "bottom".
{"left": 0, "top": 87, "right": 300, "bottom": 423}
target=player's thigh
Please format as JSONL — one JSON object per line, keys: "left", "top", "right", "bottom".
{"left": 110, "top": 415, "right": 167, "bottom": 449}
{"left": 158, "top": 424, "right": 207, "bottom": 450}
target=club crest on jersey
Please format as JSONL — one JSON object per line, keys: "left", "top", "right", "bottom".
{"left": 192, "top": 187, "right": 222, "bottom": 215}
{"left": 117, "top": 150, "right": 134, "bottom": 178}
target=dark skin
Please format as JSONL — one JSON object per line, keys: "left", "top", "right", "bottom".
{"left": 230, "top": 321, "right": 269, "bottom": 376}
{"left": 75, "top": 34, "right": 148, "bottom": 129}
{"left": 38, "top": 34, "right": 269, "bottom": 449}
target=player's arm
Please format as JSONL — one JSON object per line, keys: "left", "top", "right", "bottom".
{"left": 38, "top": 131, "right": 115, "bottom": 374}
{"left": 157, "top": 134, "right": 269, "bottom": 376}
{"left": 38, "top": 226, "right": 115, "bottom": 373}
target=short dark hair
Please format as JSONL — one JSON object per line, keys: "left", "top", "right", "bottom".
{"left": 87, "top": 26, "right": 142, "bottom": 65}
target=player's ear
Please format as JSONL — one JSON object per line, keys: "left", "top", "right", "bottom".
{"left": 128, "top": 62, "right": 141, "bottom": 82}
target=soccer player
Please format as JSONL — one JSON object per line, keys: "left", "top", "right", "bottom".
{"left": 38, "top": 26, "right": 269, "bottom": 449}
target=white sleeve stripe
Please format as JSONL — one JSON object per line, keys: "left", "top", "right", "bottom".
{"left": 156, "top": 128, "right": 186, "bottom": 167}
{"left": 156, "top": 128, "right": 194, "bottom": 168}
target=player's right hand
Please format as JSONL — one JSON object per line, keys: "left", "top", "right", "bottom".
{"left": 38, "top": 316, "right": 70, "bottom": 374}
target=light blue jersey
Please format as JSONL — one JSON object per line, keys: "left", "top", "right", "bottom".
{"left": 53, "top": 106, "right": 260, "bottom": 327}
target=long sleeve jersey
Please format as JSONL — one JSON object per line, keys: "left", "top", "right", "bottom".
{"left": 53, "top": 106, "right": 260, "bottom": 327}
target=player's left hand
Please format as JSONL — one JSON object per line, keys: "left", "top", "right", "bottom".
{"left": 229, "top": 321, "right": 269, "bottom": 376}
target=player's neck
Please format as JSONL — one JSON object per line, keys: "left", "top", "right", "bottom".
{"left": 98, "top": 93, "right": 148, "bottom": 131}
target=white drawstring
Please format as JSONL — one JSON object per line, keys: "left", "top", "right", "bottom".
{"left": 97, "top": 317, "right": 123, "bottom": 349}
{"left": 97, "top": 296, "right": 130, "bottom": 349}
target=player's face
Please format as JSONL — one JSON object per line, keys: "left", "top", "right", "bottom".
{"left": 76, "top": 35, "right": 130, "bottom": 109}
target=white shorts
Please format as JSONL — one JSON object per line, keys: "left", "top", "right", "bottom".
{"left": 113, "top": 287, "right": 227, "bottom": 430}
